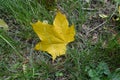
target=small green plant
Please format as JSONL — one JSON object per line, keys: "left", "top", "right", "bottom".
{"left": 85, "top": 62, "right": 111, "bottom": 80}
{"left": 110, "top": 68, "right": 120, "bottom": 80}
{"left": 85, "top": 62, "right": 120, "bottom": 80}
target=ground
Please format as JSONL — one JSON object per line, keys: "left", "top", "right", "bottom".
{"left": 0, "top": 0, "right": 120, "bottom": 80}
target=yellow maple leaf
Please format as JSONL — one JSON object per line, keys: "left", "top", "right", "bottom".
{"left": 31, "top": 12, "right": 75, "bottom": 60}
{"left": 119, "top": 6, "right": 120, "bottom": 15}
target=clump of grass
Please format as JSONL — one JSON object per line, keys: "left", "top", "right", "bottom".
{"left": 0, "top": 0, "right": 53, "bottom": 25}
{"left": 0, "top": 0, "right": 55, "bottom": 40}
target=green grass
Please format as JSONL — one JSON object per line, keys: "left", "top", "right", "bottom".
{"left": 0, "top": 0, "right": 120, "bottom": 80}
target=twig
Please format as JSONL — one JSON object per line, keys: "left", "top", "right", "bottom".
{"left": 82, "top": 8, "right": 97, "bottom": 11}
{"left": 87, "top": 20, "right": 107, "bottom": 34}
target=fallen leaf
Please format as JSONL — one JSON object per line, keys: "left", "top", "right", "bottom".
{"left": 119, "top": 6, "right": 120, "bottom": 15}
{"left": 112, "top": 6, "right": 120, "bottom": 21}
{"left": 112, "top": 15, "right": 119, "bottom": 21}
{"left": 32, "top": 12, "right": 75, "bottom": 60}
{"left": 99, "top": 14, "right": 108, "bottom": 18}
{"left": 0, "top": 19, "right": 9, "bottom": 31}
